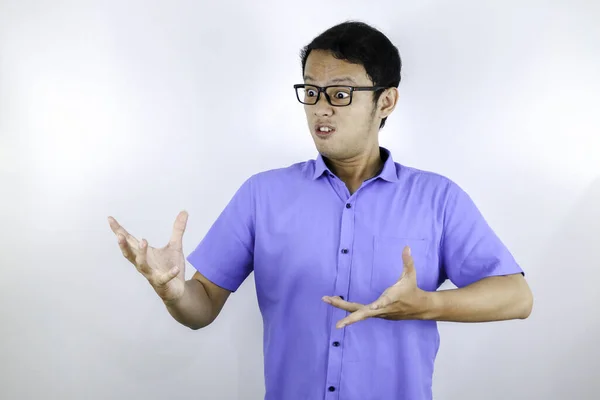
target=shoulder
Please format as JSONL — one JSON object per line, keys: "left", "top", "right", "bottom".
{"left": 397, "top": 163, "right": 463, "bottom": 200}
{"left": 246, "top": 160, "right": 315, "bottom": 189}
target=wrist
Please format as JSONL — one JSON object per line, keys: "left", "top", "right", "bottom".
{"left": 162, "top": 291, "right": 185, "bottom": 308}
{"left": 415, "top": 290, "right": 442, "bottom": 321}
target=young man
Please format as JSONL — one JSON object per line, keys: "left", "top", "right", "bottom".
{"left": 109, "top": 21, "right": 533, "bottom": 400}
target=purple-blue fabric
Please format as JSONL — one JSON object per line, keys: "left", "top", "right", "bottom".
{"left": 187, "top": 147, "right": 523, "bottom": 400}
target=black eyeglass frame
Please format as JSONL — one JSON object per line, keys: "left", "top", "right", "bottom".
{"left": 293, "top": 84, "right": 387, "bottom": 107}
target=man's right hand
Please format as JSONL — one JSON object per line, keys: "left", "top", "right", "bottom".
{"left": 108, "top": 211, "right": 189, "bottom": 304}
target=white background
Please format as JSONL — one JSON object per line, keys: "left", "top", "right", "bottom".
{"left": 1, "top": 1, "right": 599, "bottom": 399}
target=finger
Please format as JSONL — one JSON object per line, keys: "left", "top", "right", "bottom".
{"left": 401, "top": 246, "right": 415, "bottom": 277}
{"left": 322, "top": 296, "right": 363, "bottom": 312}
{"left": 153, "top": 266, "right": 180, "bottom": 287}
{"left": 135, "top": 239, "right": 151, "bottom": 275}
{"left": 369, "top": 293, "right": 395, "bottom": 311}
{"left": 337, "top": 307, "right": 376, "bottom": 329}
{"left": 169, "top": 211, "right": 188, "bottom": 250}
{"left": 117, "top": 234, "right": 135, "bottom": 262}
{"left": 108, "top": 216, "right": 128, "bottom": 236}
{"left": 108, "top": 216, "right": 139, "bottom": 248}
{"left": 107, "top": 216, "right": 120, "bottom": 233}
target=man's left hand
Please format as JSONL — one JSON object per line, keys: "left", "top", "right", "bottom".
{"left": 322, "top": 246, "right": 432, "bottom": 328}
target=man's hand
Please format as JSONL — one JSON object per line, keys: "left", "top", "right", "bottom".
{"left": 322, "top": 246, "right": 432, "bottom": 328}
{"left": 108, "top": 211, "right": 189, "bottom": 304}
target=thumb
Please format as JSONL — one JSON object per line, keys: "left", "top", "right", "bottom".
{"left": 154, "top": 266, "right": 180, "bottom": 287}
{"left": 401, "top": 246, "right": 416, "bottom": 278}
{"left": 169, "top": 210, "right": 188, "bottom": 249}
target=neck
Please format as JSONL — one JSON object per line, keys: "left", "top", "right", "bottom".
{"left": 324, "top": 145, "right": 384, "bottom": 188}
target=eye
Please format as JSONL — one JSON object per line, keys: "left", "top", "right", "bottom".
{"left": 307, "top": 89, "right": 318, "bottom": 97}
{"left": 334, "top": 91, "right": 350, "bottom": 99}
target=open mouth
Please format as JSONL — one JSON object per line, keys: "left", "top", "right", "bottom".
{"left": 315, "top": 125, "right": 336, "bottom": 136}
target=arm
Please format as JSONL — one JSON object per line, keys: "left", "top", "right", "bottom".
{"left": 326, "top": 181, "right": 534, "bottom": 328}
{"left": 327, "top": 249, "right": 533, "bottom": 328}
{"left": 182, "top": 176, "right": 257, "bottom": 324}
{"left": 436, "top": 180, "right": 533, "bottom": 320}
{"left": 423, "top": 273, "right": 533, "bottom": 322}
{"left": 164, "top": 272, "right": 231, "bottom": 330}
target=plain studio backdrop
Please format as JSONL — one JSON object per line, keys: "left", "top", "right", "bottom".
{"left": 1, "top": 1, "right": 599, "bottom": 399}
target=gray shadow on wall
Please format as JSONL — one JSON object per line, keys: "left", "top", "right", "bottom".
{"left": 432, "top": 176, "right": 600, "bottom": 400}
{"left": 524, "top": 176, "right": 600, "bottom": 399}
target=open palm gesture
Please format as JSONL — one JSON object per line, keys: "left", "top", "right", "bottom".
{"left": 108, "top": 211, "right": 189, "bottom": 303}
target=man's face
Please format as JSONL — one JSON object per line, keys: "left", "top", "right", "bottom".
{"left": 302, "top": 50, "right": 381, "bottom": 160}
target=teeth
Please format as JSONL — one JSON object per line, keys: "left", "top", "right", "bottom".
{"left": 319, "top": 127, "right": 332, "bottom": 132}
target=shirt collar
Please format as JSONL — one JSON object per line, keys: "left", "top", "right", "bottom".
{"left": 312, "top": 146, "right": 399, "bottom": 182}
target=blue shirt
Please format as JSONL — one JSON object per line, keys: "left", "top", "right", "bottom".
{"left": 187, "top": 147, "right": 523, "bottom": 400}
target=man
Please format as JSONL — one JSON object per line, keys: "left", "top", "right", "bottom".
{"left": 108, "top": 21, "right": 533, "bottom": 400}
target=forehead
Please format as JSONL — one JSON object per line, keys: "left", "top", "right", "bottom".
{"left": 304, "top": 49, "right": 371, "bottom": 85}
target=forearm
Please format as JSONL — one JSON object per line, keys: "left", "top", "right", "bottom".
{"left": 423, "top": 274, "right": 533, "bottom": 322}
{"left": 164, "top": 279, "right": 215, "bottom": 329}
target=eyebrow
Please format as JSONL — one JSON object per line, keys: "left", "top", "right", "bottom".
{"left": 303, "top": 75, "right": 359, "bottom": 85}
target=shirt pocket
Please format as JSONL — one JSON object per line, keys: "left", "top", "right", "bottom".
{"left": 370, "top": 236, "right": 433, "bottom": 294}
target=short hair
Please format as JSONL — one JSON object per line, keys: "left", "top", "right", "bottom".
{"left": 300, "top": 21, "right": 402, "bottom": 129}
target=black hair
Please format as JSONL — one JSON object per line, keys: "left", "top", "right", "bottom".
{"left": 300, "top": 21, "right": 402, "bottom": 129}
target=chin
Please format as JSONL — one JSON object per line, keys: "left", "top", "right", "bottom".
{"left": 313, "top": 143, "right": 340, "bottom": 159}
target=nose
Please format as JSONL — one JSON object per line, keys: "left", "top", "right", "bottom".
{"left": 312, "top": 92, "right": 333, "bottom": 117}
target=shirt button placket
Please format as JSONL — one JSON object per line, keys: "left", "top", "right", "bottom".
{"left": 325, "top": 199, "right": 355, "bottom": 399}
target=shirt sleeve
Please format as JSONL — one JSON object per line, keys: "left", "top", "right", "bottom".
{"left": 186, "top": 176, "right": 256, "bottom": 292}
{"left": 440, "top": 181, "right": 524, "bottom": 288}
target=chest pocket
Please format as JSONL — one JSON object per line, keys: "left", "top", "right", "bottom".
{"left": 371, "top": 236, "right": 436, "bottom": 293}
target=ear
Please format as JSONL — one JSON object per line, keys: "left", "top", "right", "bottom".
{"left": 378, "top": 87, "right": 399, "bottom": 119}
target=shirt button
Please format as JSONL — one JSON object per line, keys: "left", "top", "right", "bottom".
{"left": 328, "top": 386, "right": 336, "bottom": 392}
{"left": 341, "top": 248, "right": 349, "bottom": 254}
{"left": 345, "top": 203, "right": 352, "bottom": 209}
{"left": 333, "top": 341, "right": 340, "bottom": 347}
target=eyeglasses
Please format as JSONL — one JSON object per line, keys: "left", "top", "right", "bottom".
{"left": 293, "top": 84, "right": 386, "bottom": 107}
